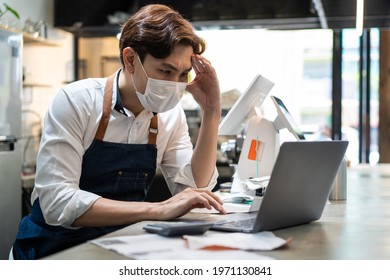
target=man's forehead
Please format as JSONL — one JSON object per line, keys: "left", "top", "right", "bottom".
{"left": 147, "top": 53, "right": 192, "bottom": 71}
{"left": 160, "top": 61, "right": 193, "bottom": 72}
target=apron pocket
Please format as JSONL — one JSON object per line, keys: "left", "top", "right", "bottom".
{"left": 113, "top": 170, "right": 151, "bottom": 201}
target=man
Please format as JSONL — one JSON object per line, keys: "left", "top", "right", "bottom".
{"left": 13, "top": 4, "right": 225, "bottom": 260}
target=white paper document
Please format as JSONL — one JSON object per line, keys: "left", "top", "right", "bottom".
{"left": 90, "top": 231, "right": 288, "bottom": 260}
{"left": 191, "top": 193, "right": 263, "bottom": 214}
{"left": 184, "top": 231, "right": 287, "bottom": 251}
{"left": 134, "top": 249, "right": 272, "bottom": 260}
{"left": 190, "top": 202, "right": 252, "bottom": 214}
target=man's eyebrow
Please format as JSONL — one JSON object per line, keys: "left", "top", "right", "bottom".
{"left": 161, "top": 62, "right": 192, "bottom": 73}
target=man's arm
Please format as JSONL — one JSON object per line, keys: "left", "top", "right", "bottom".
{"left": 72, "top": 188, "right": 225, "bottom": 227}
{"left": 186, "top": 54, "right": 221, "bottom": 188}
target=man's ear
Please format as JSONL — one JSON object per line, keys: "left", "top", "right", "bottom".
{"left": 123, "top": 47, "right": 136, "bottom": 74}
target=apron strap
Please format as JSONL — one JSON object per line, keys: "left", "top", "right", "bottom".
{"left": 95, "top": 73, "right": 159, "bottom": 145}
{"left": 95, "top": 74, "right": 115, "bottom": 141}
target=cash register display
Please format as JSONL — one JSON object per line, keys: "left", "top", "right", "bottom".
{"left": 271, "top": 95, "right": 305, "bottom": 140}
{"left": 218, "top": 74, "right": 274, "bottom": 135}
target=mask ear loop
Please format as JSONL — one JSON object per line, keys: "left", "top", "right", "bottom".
{"left": 132, "top": 54, "right": 149, "bottom": 94}
{"left": 131, "top": 74, "right": 140, "bottom": 94}
{"left": 135, "top": 54, "right": 150, "bottom": 79}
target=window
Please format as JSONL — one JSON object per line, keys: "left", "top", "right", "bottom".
{"left": 197, "top": 28, "right": 379, "bottom": 165}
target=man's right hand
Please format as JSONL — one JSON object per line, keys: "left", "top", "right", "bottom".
{"left": 155, "top": 188, "right": 227, "bottom": 220}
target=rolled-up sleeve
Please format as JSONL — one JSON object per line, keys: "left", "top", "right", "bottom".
{"left": 172, "top": 163, "right": 218, "bottom": 194}
{"left": 158, "top": 108, "right": 219, "bottom": 195}
{"left": 32, "top": 86, "right": 101, "bottom": 229}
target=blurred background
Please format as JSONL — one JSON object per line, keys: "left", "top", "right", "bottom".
{"left": 1, "top": 0, "right": 390, "bottom": 259}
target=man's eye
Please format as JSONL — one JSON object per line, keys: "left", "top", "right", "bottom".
{"left": 160, "top": 69, "right": 171, "bottom": 74}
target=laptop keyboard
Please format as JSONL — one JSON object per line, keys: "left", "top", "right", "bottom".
{"left": 218, "top": 217, "right": 256, "bottom": 229}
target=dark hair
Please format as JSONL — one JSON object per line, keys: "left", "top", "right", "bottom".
{"left": 119, "top": 4, "right": 206, "bottom": 66}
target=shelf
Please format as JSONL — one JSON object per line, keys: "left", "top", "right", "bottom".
{"left": 22, "top": 31, "right": 59, "bottom": 46}
{"left": 23, "top": 83, "right": 51, "bottom": 88}
{"left": 0, "top": 24, "right": 59, "bottom": 47}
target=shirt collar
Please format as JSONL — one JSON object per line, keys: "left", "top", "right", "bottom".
{"left": 113, "top": 69, "right": 128, "bottom": 116}
{"left": 111, "top": 69, "right": 154, "bottom": 120}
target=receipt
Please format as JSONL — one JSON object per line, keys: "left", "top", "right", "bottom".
{"left": 184, "top": 231, "right": 289, "bottom": 251}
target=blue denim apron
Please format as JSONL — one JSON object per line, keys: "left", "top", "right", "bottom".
{"left": 13, "top": 74, "right": 158, "bottom": 259}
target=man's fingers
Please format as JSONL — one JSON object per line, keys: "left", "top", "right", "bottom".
{"left": 197, "top": 190, "right": 226, "bottom": 214}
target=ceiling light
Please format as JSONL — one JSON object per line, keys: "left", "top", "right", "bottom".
{"left": 356, "top": 0, "right": 364, "bottom": 36}
{"left": 312, "top": 0, "right": 328, "bottom": 29}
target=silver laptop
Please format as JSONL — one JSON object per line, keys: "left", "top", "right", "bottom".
{"left": 211, "top": 140, "right": 349, "bottom": 232}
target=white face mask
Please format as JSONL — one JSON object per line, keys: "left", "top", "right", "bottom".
{"left": 133, "top": 55, "right": 187, "bottom": 113}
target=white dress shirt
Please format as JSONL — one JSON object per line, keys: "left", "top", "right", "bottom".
{"left": 31, "top": 70, "right": 218, "bottom": 228}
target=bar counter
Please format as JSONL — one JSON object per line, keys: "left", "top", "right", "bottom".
{"left": 44, "top": 164, "right": 390, "bottom": 260}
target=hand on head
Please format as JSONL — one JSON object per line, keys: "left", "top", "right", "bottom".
{"left": 186, "top": 55, "right": 221, "bottom": 112}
